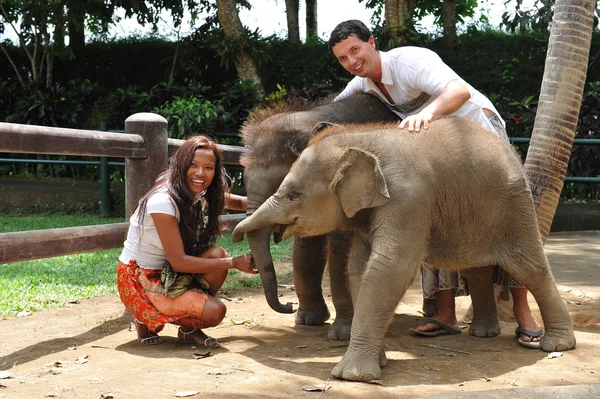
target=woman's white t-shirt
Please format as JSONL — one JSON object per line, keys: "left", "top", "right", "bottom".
{"left": 119, "top": 190, "right": 180, "bottom": 270}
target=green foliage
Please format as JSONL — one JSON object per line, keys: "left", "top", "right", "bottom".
{"left": 2, "top": 30, "right": 600, "bottom": 199}
{"left": 10, "top": 79, "right": 94, "bottom": 127}
{"left": 264, "top": 84, "right": 288, "bottom": 106}
{"left": 501, "top": 0, "right": 554, "bottom": 33}
{"left": 210, "top": 28, "right": 271, "bottom": 70}
{"left": 155, "top": 95, "right": 227, "bottom": 139}
{"left": 564, "top": 82, "right": 600, "bottom": 200}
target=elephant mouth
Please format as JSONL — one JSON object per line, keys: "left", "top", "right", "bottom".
{"left": 273, "top": 224, "right": 288, "bottom": 243}
{"left": 282, "top": 219, "right": 299, "bottom": 240}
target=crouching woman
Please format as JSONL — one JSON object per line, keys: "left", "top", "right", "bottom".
{"left": 117, "top": 135, "right": 257, "bottom": 348}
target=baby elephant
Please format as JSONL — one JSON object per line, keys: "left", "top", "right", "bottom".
{"left": 232, "top": 117, "right": 576, "bottom": 382}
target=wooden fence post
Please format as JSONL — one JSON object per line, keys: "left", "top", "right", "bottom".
{"left": 124, "top": 113, "right": 168, "bottom": 218}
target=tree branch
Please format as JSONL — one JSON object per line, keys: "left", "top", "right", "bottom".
{"left": 0, "top": 3, "right": 34, "bottom": 62}
{"left": 0, "top": 42, "right": 26, "bottom": 87}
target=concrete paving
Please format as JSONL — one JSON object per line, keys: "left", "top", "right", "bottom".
{"left": 545, "top": 230, "right": 600, "bottom": 300}
{"left": 423, "top": 230, "right": 600, "bottom": 399}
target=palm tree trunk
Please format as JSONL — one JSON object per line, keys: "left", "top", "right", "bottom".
{"left": 523, "top": 0, "right": 595, "bottom": 241}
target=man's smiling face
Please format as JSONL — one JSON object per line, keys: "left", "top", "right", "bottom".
{"left": 331, "top": 34, "right": 378, "bottom": 79}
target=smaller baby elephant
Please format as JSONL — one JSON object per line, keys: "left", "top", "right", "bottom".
{"left": 232, "top": 117, "right": 576, "bottom": 382}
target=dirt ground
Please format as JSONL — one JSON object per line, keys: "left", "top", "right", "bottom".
{"left": 1, "top": 231, "right": 600, "bottom": 399}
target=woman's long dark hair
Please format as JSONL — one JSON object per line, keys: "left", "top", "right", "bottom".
{"left": 136, "top": 135, "right": 228, "bottom": 255}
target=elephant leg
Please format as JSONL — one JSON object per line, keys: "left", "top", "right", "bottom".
{"left": 326, "top": 231, "right": 354, "bottom": 341}
{"left": 332, "top": 238, "right": 422, "bottom": 382}
{"left": 501, "top": 242, "right": 575, "bottom": 352}
{"left": 293, "top": 235, "right": 330, "bottom": 326}
{"left": 346, "top": 233, "right": 371, "bottom": 309}
{"left": 460, "top": 266, "right": 500, "bottom": 337}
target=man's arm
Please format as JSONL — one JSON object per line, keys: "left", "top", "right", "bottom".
{"left": 399, "top": 80, "right": 471, "bottom": 132}
{"left": 333, "top": 76, "right": 362, "bottom": 102}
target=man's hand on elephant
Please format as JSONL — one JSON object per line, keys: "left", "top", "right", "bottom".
{"left": 399, "top": 110, "right": 434, "bottom": 133}
{"left": 232, "top": 254, "right": 258, "bottom": 274}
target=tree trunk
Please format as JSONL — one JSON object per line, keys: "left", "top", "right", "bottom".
{"left": 305, "top": 0, "right": 318, "bottom": 40}
{"left": 442, "top": 0, "right": 457, "bottom": 48}
{"left": 523, "top": 0, "right": 595, "bottom": 241}
{"left": 285, "top": 0, "right": 300, "bottom": 44}
{"left": 67, "top": 0, "right": 85, "bottom": 59}
{"left": 215, "top": 0, "right": 266, "bottom": 100}
{"left": 385, "top": 0, "right": 411, "bottom": 48}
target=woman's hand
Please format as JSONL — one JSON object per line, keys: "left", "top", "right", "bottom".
{"left": 232, "top": 253, "right": 258, "bottom": 274}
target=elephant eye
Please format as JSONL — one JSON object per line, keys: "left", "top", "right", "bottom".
{"left": 287, "top": 190, "right": 302, "bottom": 201}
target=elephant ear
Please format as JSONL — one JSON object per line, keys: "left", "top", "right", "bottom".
{"left": 331, "top": 148, "right": 390, "bottom": 218}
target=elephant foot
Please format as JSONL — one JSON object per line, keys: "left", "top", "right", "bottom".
{"left": 469, "top": 318, "right": 501, "bottom": 337}
{"left": 327, "top": 317, "right": 352, "bottom": 341}
{"left": 295, "top": 305, "right": 330, "bottom": 326}
{"left": 332, "top": 348, "right": 383, "bottom": 382}
{"left": 541, "top": 328, "right": 576, "bottom": 352}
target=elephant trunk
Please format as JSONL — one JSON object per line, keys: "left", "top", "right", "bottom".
{"left": 233, "top": 196, "right": 295, "bottom": 314}
{"left": 247, "top": 228, "right": 294, "bottom": 313}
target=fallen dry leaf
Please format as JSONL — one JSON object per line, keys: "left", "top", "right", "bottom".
{"left": 207, "top": 367, "right": 234, "bottom": 376}
{"left": 45, "top": 361, "right": 63, "bottom": 368}
{"left": 0, "top": 371, "right": 13, "bottom": 379}
{"left": 173, "top": 391, "right": 200, "bottom": 397}
{"left": 76, "top": 355, "right": 89, "bottom": 364}
{"left": 548, "top": 352, "right": 563, "bottom": 359}
{"left": 68, "top": 344, "right": 77, "bottom": 351}
{"left": 193, "top": 351, "right": 211, "bottom": 359}
{"left": 231, "top": 316, "right": 250, "bottom": 325}
{"left": 302, "top": 384, "right": 330, "bottom": 392}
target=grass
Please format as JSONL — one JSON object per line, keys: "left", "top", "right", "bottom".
{"left": 0, "top": 214, "right": 293, "bottom": 317}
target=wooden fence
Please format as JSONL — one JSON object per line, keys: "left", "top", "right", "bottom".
{"left": 0, "top": 113, "right": 246, "bottom": 264}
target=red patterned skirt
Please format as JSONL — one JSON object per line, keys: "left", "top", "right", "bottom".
{"left": 116, "top": 260, "right": 208, "bottom": 333}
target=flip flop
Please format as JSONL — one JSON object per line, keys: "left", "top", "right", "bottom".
{"left": 205, "top": 337, "right": 221, "bottom": 349}
{"left": 409, "top": 318, "right": 466, "bottom": 337}
{"left": 179, "top": 328, "right": 221, "bottom": 348}
{"left": 138, "top": 334, "right": 161, "bottom": 345}
{"left": 515, "top": 327, "right": 543, "bottom": 349}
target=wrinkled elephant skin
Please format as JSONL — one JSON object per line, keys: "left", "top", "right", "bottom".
{"left": 233, "top": 118, "right": 576, "bottom": 382}
{"left": 238, "top": 93, "right": 398, "bottom": 339}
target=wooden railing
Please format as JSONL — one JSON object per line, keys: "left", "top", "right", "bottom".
{"left": 0, "top": 113, "right": 246, "bottom": 264}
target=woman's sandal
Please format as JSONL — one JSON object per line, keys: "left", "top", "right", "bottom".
{"left": 179, "top": 328, "right": 221, "bottom": 348}
{"left": 135, "top": 320, "right": 162, "bottom": 345}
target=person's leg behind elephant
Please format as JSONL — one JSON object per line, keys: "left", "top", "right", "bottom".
{"left": 493, "top": 267, "right": 543, "bottom": 348}
{"left": 412, "top": 264, "right": 469, "bottom": 336}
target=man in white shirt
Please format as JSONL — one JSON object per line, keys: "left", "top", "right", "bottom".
{"left": 330, "top": 20, "right": 507, "bottom": 138}
{"left": 328, "top": 20, "right": 542, "bottom": 348}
